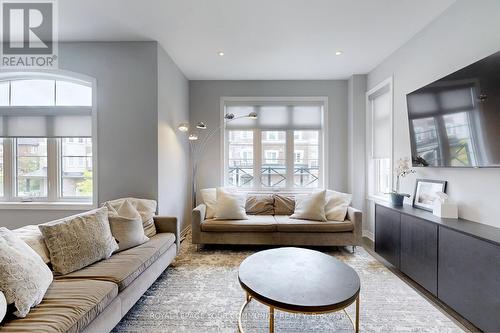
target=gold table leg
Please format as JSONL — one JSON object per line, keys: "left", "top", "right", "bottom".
{"left": 269, "top": 306, "right": 275, "bottom": 333}
{"left": 355, "top": 294, "right": 360, "bottom": 333}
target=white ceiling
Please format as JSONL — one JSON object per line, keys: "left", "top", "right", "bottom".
{"left": 58, "top": 0, "right": 455, "bottom": 80}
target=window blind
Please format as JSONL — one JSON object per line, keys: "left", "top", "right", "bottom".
{"left": 370, "top": 89, "right": 392, "bottom": 159}
{"left": 225, "top": 102, "right": 323, "bottom": 130}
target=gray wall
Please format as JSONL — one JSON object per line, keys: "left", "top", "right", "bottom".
{"left": 1, "top": 42, "right": 190, "bottom": 230}
{"left": 367, "top": 0, "right": 500, "bottom": 229}
{"left": 189, "top": 80, "right": 348, "bottom": 193}
{"left": 157, "top": 45, "right": 191, "bottom": 233}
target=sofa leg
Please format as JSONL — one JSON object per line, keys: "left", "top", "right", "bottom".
{"left": 352, "top": 245, "right": 356, "bottom": 253}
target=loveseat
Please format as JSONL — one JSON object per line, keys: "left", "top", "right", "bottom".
{"left": 1, "top": 215, "right": 179, "bottom": 333}
{"left": 192, "top": 193, "right": 362, "bottom": 247}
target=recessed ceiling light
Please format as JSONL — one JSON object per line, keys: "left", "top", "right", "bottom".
{"left": 335, "top": 51, "right": 343, "bottom": 56}
{"left": 218, "top": 51, "right": 225, "bottom": 56}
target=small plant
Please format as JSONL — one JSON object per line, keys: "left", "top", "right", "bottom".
{"left": 391, "top": 157, "right": 415, "bottom": 196}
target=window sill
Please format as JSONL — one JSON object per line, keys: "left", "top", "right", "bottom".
{"left": 366, "top": 195, "right": 390, "bottom": 203}
{"left": 0, "top": 201, "right": 96, "bottom": 211}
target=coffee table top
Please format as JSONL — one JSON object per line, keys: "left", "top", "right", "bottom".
{"left": 238, "top": 247, "right": 360, "bottom": 313}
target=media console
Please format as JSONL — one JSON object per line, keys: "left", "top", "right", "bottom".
{"left": 375, "top": 202, "right": 500, "bottom": 332}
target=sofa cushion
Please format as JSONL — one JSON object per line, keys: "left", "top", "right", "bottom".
{"left": 245, "top": 194, "right": 274, "bottom": 215}
{"left": 273, "top": 194, "right": 295, "bottom": 215}
{"left": 201, "top": 215, "right": 277, "bottom": 232}
{"left": 275, "top": 215, "right": 354, "bottom": 233}
{"left": 55, "top": 233, "right": 176, "bottom": 291}
{"left": 12, "top": 225, "right": 51, "bottom": 264}
{"left": 0, "top": 279, "right": 117, "bottom": 333}
{"left": 104, "top": 198, "right": 158, "bottom": 238}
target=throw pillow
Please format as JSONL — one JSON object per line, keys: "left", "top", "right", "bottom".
{"left": 13, "top": 225, "right": 51, "bottom": 264}
{"left": 290, "top": 190, "right": 327, "bottom": 221}
{"left": 245, "top": 194, "right": 274, "bottom": 215}
{"left": 325, "top": 190, "right": 352, "bottom": 221}
{"left": 200, "top": 188, "right": 217, "bottom": 219}
{"left": 0, "top": 291, "right": 6, "bottom": 322}
{"left": 108, "top": 200, "right": 149, "bottom": 252}
{"left": 273, "top": 194, "right": 295, "bottom": 215}
{"left": 215, "top": 188, "right": 248, "bottom": 220}
{"left": 0, "top": 228, "right": 53, "bottom": 318}
{"left": 39, "top": 207, "right": 118, "bottom": 275}
{"left": 104, "top": 198, "right": 157, "bottom": 238}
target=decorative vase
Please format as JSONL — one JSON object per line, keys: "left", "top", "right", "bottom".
{"left": 391, "top": 193, "right": 405, "bottom": 206}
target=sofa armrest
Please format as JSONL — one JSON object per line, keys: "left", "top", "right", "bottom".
{"left": 347, "top": 207, "right": 363, "bottom": 245}
{"left": 153, "top": 216, "right": 180, "bottom": 253}
{"left": 192, "top": 204, "right": 206, "bottom": 244}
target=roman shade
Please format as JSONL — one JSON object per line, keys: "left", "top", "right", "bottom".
{"left": 370, "top": 85, "right": 392, "bottom": 159}
{"left": 0, "top": 77, "right": 93, "bottom": 137}
{"left": 225, "top": 101, "right": 323, "bottom": 130}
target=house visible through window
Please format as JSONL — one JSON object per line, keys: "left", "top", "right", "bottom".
{"left": 224, "top": 98, "right": 325, "bottom": 190}
{"left": 0, "top": 75, "right": 95, "bottom": 204}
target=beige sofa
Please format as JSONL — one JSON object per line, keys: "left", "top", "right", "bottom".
{"left": 192, "top": 194, "right": 362, "bottom": 247}
{"left": 1, "top": 216, "right": 179, "bottom": 333}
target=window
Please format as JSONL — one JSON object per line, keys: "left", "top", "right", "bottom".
{"left": 367, "top": 78, "right": 393, "bottom": 199}
{"left": 224, "top": 98, "right": 326, "bottom": 190}
{"left": 0, "top": 75, "right": 95, "bottom": 206}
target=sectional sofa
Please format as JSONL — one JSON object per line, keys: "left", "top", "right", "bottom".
{"left": 1, "top": 216, "right": 179, "bottom": 333}
{"left": 192, "top": 193, "right": 362, "bottom": 247}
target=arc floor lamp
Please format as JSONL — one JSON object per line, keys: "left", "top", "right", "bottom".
{"left": 178, "top": 111, "right": 258, "bottom": 207}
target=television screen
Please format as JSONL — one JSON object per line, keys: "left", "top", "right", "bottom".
{"left": 406, "top": 51, "right": 500, "bottom": 167}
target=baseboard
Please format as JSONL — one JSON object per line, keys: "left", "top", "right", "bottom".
{"left": 362, "top": 230, "right": 374, "bottom": 241}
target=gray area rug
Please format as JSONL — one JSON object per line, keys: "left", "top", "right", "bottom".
{"left": 113, "top": 236, "right": 464, "bottom": 332}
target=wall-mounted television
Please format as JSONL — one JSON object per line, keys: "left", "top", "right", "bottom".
{"left": 406, "top": 51, "right": 500, "bottom": 168}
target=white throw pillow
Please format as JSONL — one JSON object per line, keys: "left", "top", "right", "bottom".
{"left": 108, "top": 200, "right": 149, "bottom": 252}
{"left": 0, "top": 228, "right": 53, "bottom": 318}
{"left": 290, "top": 190, "right": 327, "bottom": 221}
{"left": 214, "top": 188, "right": 248, "bottom": 220}
{"left": 0, "top": 291, "right": 6, "bottom": 322}
{"left": 325, "top": 190, "right": 352, "bottom": 221}
{"left": 200, "top": 188, "right": 217, "bottom": 219}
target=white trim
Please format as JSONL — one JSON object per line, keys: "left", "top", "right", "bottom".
{"left": 362, "top": 230, "right": 374, "bottom": 241}
{"left": 220, "top": 96, "right": 328, "bottom": 191}
{"left": 0, "top": 70, "right": 98, "bottom": 208}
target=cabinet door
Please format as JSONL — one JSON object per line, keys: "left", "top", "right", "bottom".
{"left": 439, "top": 227, "right": 500, "bottom": 332}
{"left": 375, "top": 205, "right": 400, "bottom": 268}
{"left": 400, "top": 215, "right": 438, "bottom": 295}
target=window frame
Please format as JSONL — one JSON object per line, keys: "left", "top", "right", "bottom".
{"left": 221, "top": 96, "right": 328, "bottom": 192}
{"left": 0, "top": 71, "right": 97, "bottom": 210}
{"left": 366, "top": 77, "right": 393, "bottom": 202}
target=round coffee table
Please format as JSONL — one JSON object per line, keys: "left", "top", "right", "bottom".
{"left": 238, "top": 247, "right": 360, "bottom": 333}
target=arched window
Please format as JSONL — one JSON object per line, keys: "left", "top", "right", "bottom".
{"left": 0, "top": 73, "right": 95, "bottom": 207}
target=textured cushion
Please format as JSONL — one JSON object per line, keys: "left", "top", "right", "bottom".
{"left": 246, "top": 194, "right": 274, "bottom": 215}
{"left": 215, "top": 188, "right": 248, "bottom": 220}
{"left": 0, "top": 279, "right": 117, "bottom": 333}
{"left": 0, "top": 291, "right": 6, "bottom": 323}
{"left": 275, "top": 215, "right": 354, "bottom": 232}
{"left": 290, "top": 190, "right": 327, "bottom": 221}
{"left": 12, "top": 225, "right": 50, "bottom": 264}
{"left": 201, "top": 215, "right": 277, "bottom": 232}
{"left": 273, "top": 194, "right": 295, "bottom": 215}
{"left": 200, "top": 188, "right": 217, "bottom": 219}
{"left": 0, "top": 228, "right": 53, "bottom": 318}
{"left": 325, "top": 190, "right": 352, "bottom": 221}
{"left": 108, "top": 200, "right": 149, "bottom": 252}
{"left": 105, "top": 198, "right": 157, "bottom": 238}
{"left": 39, "top": 207, "right": 118, "bottom": 275}
{"left": 56, "top": 233, "right": 176, "bottom": 291}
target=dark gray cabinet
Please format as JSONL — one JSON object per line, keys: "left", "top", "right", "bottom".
{"left": 375, "top": 202, "right": 500, "bottom": 332}
{"left": 375, "top": 204, "right": 400, "bottom": 268}
{"left": 400, "top": 215, "right": 438, "bottom": 296}
{"left": 439, "top": 227, "right": 500, "bottom": 333}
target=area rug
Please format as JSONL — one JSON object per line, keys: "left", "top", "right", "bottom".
{"left": 113, "top": 236, "right": 465, "bottom": 332}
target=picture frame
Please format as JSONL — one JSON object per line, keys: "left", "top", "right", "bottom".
{"left": 412, "top": 179, "right": 447, "bottom": 211}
